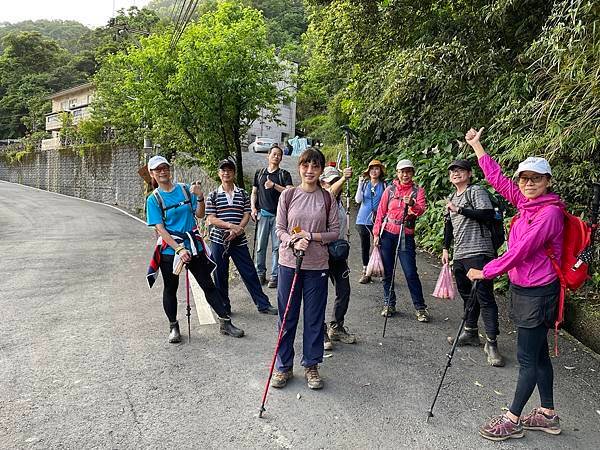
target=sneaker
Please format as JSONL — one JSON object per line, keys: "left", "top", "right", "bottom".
{"left": 479, "top": 414, "right": 524, "bottom": 441}
{"left": 267, "top": 278, "right": 278, "bottom": 288}
{"left": 324, "top": 331, "right": 334, "bottom": 351}
{"left": 416, "top": 309, "right": 430, "bottom": 323}
{"left": 328, "top": 323, "right": 356, "bottom": 344}
{"left": 271, "top": 369, "right": 293, "bottom": 388}
{"left": 259, "top": 306, "right": 278, "bottom": 315}
{"left": 380, "top": 306, "right": 396, "bottom": 317}
{"left": 484, "top": 340, "right": 506, "bottom": 367}
{"left": 168, "top": 321, "right": 181, "bottom": 344}
{"left": 522, "top": 408, "right": 561, "bottom": 435}
{"left": 304, "top": 365, "right": 324, "bottom": 390}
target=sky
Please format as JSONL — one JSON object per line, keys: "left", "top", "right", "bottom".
{"left": 0, "top": 0, "right": 152, "bottom": 28}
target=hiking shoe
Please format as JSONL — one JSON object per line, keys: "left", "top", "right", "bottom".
{"left": 328, "top": 323, "right": 356, "bottom": 344}
{"left": 258, "top": 274, "right": 267, "bottom": 285}
{"left": 259, "top": 306, "right": 278, "bottom": 315}
{"left": 522, "top": 408, "right": 561, "bottom": 435}
{"left": 271, "top": 369, "right": 293, "bottom": 389}
{"left": 358, "top": 273, "right": 371, "bottom": 284}
{"left": 324, "top": 331, "right": 334, "bottom": 351}
{"left": 381, "top": 306, "right": 396, "bottom": 317}
{"left": 219, "top": 318, "right": 245, "bottom": 338}
{"left": 484, "top": 340, "right": 506, "bottom": 367}
{"left": 447, "top": 328, "right": 481, "bottom": 346}
{"left": 267, "top": 278, "right": 278, "bottom": 289}
{"left": 479, "top": 414, "right": 524, "bottom": 441}
{"left": 304, "top": 365, "right": 324, "bottom": 390}
{"left": 168, "top": 321, "right": 181, "bottom": 344}
{"left": 416, "top": 309, "right": 430, "bottom": 323}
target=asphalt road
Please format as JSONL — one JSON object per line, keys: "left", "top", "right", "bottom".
{"left": 1, "top": 180, "right": 599, "bottom": 449}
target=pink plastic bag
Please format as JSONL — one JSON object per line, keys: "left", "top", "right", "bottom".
{"left": 432, "top": 263, "right": 456, "bottom": 300}
{"left": 366, "top": 247, "right": 385, "bottom": 278}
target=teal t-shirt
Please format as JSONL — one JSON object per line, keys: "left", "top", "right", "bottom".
{"left": 146, "top": 184, "right": 200, "bottom": 255}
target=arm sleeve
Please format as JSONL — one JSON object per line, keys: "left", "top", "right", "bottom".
{"left": 355, "top": 179, "right": 364, "bottom": 203}
{"left": 243, "top": 190, "right": 251, "bottom": 213}
{"left": 460, "top": 208, "right": 495, "bottom": 221}
{"left": 282, "top": 170, "right": 293, "bottom": 187}
{"left": 443, "top": 215, "right": 454, "bottom": 250}
{"left": 146, "top": 194, "right": 163, "bottom": 226}
{"left": 478, "top": 154, "right": 524, "bottom": 208}
{"left": 205, "top": 192, "right": 217, "bottom": 216}
{"left": 321, "top": 191, "right": 340, "bottom": 244}
{"left": 409, "top": 186, "right": 426, "bottom": 217}
{"left": 482, "top": 205, "right": 563, "bottom": 279}
{"left": 276, "top": 190, "right": 292, "bottom": 248}
{"left": 373, "top": 188, "right": 390, "bottom": 237}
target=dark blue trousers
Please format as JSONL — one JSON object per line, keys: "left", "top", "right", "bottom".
{"left": 275, "top": 265, "right": 328, "bottom": 371}
{"left": 210, "top": 242, "right": 272, "bottom": 313}
{"left": 380, "top": 230, "right": 426, "bottom": 310}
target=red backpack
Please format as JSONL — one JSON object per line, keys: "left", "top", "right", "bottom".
{"left": 511, "top": 208, "right": 594, "bottom": 355}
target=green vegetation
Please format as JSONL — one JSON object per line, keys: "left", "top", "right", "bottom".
{"left": 94, "top": 1, "right": 286, "bottom": 186}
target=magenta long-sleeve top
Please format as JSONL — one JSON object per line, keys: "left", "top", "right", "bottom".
{"left": 479, "top": 154, "right": 564, "bottom": 287}
{"left": 276, "top": 187, "right": 340, "bottom": 271}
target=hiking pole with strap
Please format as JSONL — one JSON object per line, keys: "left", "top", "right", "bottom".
{"left": 382, "top": 202, "right": 409, "bottom": 338}
{"left": 259, "top": 232, "right": 304, "bottom": 418}
{"left": 426, "top": 280, "right": 480, "bottom": 423}
{"left": 185, "top": 266, "right": 191, "bottom": 343}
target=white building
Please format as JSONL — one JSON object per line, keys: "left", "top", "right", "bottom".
{"left": 246, "top": 61, "right": 297, "bottom": 148}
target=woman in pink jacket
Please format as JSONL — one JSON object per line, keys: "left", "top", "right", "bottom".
{"left": 466, "top": 128, "right": 564, "bottom": 441}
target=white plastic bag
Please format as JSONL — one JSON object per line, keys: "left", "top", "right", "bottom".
{"left": 366, "top": 247, "right": 385, "bottom": 278}
{"left": 432, "top": 263, "right": 456, "bottom": 299}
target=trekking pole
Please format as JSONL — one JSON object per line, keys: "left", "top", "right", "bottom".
{"left": 382, "top": 202, "right": 409, "bottom": 338}
{"left": 252, "top": 215, "right": 259, "bottom": 262}
{"left": 342, "top": 126, "right": 356, "bottom": 243}
{"left": 426, "top": 281, "right": 479, "bottom": 423}
{"left": 258, "top": 246, "right": 304, "bottom": 418}
{"left": 185, "top": 266, "right": 191, "bottom": 343}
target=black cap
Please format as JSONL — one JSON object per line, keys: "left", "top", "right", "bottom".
{"left": 218, "top": 159, "right": 236, "bottom": 170}
{"left": 448, "top": 159, "right": 472, "bottom": 171}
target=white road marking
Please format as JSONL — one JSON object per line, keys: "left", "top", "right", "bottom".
{"left": 189, "top": 274, "right": 218, "bottom": 325}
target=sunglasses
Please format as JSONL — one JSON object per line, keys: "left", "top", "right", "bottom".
{"left": 518, "top": 175, "right": 546, "bottom": 185}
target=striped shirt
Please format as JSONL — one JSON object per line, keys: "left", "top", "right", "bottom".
{"left": 206, "top": 185, "right": 251, "bottom": 246}
{"left": 449, "top": 185, "right": 495, "bottom": 259}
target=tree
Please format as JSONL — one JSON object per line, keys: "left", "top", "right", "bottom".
{"left": 94, "top": 1, "right": 286, "bottom": 186}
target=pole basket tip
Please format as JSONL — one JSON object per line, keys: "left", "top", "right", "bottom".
{"left": 426, "top": 411, "right": 433, "bottom": 423}
{"left": 258, "top": 407, "right": 265, "bottom": 418}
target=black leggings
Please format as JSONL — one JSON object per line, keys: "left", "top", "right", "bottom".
{"left": 159, "top": 252, "right": 229, "bottom": 322}
{"left": 509, "top": 324, "right": 554, "bottom": 416}
{"left": 356, "top": 224, "right": 373, "bottom": 267}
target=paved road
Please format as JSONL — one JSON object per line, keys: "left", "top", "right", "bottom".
{"left": 1, "top": 180, "right": 599, "bottom": 449}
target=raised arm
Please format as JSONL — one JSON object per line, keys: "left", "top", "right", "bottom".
{"left": 465, "top": 127, "right": 524, "bottom": 207}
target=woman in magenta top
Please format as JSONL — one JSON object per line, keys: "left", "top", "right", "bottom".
{"left": 466, "top": 128, "right": 564, "bottom": 441}
{"left": 270, "top": 147, "right": 339, "bottom": 391}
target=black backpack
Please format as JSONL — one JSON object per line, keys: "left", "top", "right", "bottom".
{"left": 461, "top": 185, "right": 506, "bottom": 253}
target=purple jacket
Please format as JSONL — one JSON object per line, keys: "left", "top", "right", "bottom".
{"left": 479, "top": 154, "right": 564, "bottom": 287}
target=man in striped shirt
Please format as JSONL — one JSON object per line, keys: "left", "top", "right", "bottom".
{"left": 206, "top": 159, "right": 278, "bottom": 316}
{"left": 442, "top": 159, "right": 504, "bottom": 367}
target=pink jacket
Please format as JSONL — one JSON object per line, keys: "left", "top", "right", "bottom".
{"left": 479, "top": 154, "right": 564, "bottom": 287}
{"left": 373, "top": 179, "right": 426, "bottom": 237}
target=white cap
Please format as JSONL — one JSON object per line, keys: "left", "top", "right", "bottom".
{"left": 514, "top": 157, "right": 552, "bottom": 178}
{"left": 320, "top": 166, "right": 342, "bottom": 183}
{"left": 148, "top": 155, "right": 171, "bottom": 170}
{"left": 396, "top": 159, "right": 414, "bottom": 171}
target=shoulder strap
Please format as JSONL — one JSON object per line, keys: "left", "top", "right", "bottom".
{"left": 321, "top": 187, "right": 332, "bottom": 230}
{"left": 152, "top": 189, "right": 166, "bottom": 222}
{"left": 179, "top": 183, "right": 194, "bottom": 215}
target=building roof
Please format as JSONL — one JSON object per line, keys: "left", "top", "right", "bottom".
{"left": 48, "top": 82, "right": 94, "bottom": 99}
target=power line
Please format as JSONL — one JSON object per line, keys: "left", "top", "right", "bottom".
{"left": 169, "top": 0, "right": 189, "bottom": 51}
{"left": 170, "top": 0, "right": 199, "bottom": 51}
